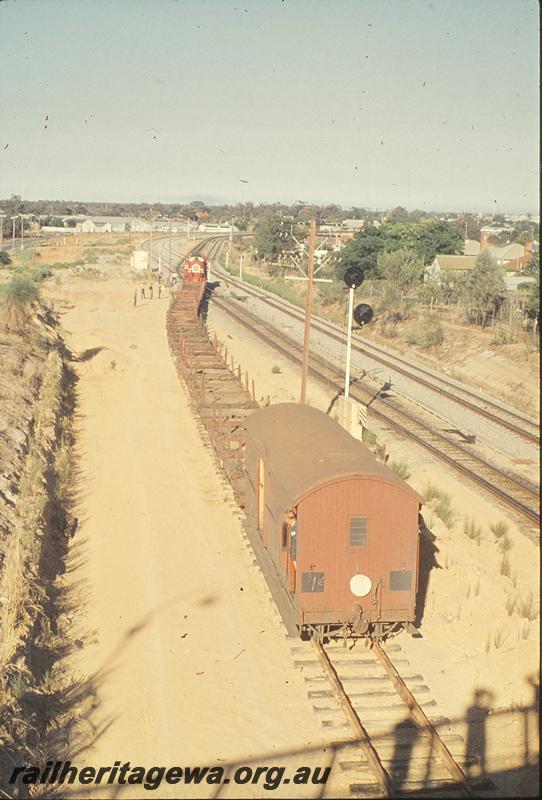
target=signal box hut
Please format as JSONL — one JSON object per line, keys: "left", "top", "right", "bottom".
{"left": 244, "top": 403, "right": 423, "bottom": 638}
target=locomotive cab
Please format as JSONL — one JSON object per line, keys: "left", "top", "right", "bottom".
{"left": 183, "top": 255, "right": 208, "bottom": 283}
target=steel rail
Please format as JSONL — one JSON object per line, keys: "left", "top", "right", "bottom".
{"left": 312, "top": 639, "right": 394, "bottom": 797}
{"left": 210, "top": 293, "right": 539, "bottom": 528}
{"left": 214, "top": 267, "right": 539, "bottom": 445}
{"left": 373, "top": 642, "right": 472, "bottom": 796}
{"left": 313, "top": 639, "right": 473, "bottom": 797}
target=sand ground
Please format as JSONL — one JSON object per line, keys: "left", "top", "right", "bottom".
{"left": 51, "top": 271, "right": 336, "bottom": 798}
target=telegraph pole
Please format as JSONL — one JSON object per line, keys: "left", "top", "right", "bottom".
{"left": 11, "top": 217, "right": 16, "bottom": 250}
{"left": 0, "top": 214, "right": 5, "bottom": 246}
{"left": 300, "top": 218, "right": 317, "bottom": 405}
{"left": 168, "top": 216, "right": 172, "bottom": 275}
{"left": 145, "top": 210, "right": 157, "bottom": 272}
{"left": 149, "top": 215, "right": 153, "bottom": 271}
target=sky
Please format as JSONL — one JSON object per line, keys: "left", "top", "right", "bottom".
{"left": 0, "top": 0, "right": 539, "bottom": 212}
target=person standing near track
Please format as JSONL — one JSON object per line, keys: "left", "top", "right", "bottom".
{"left": 140, "top": 283, "right": 146, "bottom": 300}
{"left": 149, "top": 283, "right": 154, "bottom": 300}
{"left": 133, "top": 288, "right": 137, "bottom": 307}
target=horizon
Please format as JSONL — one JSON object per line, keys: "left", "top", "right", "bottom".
{"left": 1, "top": 193, "right": 539, "bottom": 218}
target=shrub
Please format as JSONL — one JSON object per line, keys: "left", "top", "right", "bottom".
{"left": 0, "top": 250, "right": 12, "bottom": 266}
{"left": 1, "top": 274, "right": 40, "bottom": 307}
{"left": 492, "top": 327, "right": 515, "bottom": 346}
{"left": 318, "top": 281, "right": 344, "bottom": 307}
{"left": 30, "top": 266, "right": 52, "bottom": 282}
{"left": 271, "top": 365, "right": 282, "bottom": 374}
{"left": 0, "top": 275, "right": 41, "bottom": 332}
{"left": 404, "top": 319, "right": 444, "bottom": 348}
{"left": 362, "top": 428, "right": 377, "bottom": 445}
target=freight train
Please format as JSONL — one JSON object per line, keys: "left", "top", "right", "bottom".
{"left": 173, "top": 247, "right": 421, "bottom": 641}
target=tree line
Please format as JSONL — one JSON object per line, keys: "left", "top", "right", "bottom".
{"left": 252, "top": 212, "right": 539, "bottom": 330}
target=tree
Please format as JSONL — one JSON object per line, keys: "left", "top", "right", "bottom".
{"left": 415, "top": 220, "right": 463, "bottom": 264}
{"left": 522, "top": 253, "right": 539, "bottom": 323}
{"left": 387, "top": 206, "right": 410, "bottom": 222}
{"left": 334, "top": 227, "right": 386, "bottom": 280}
{"left": 376, "top": 248, "right": 425, "bottom": 294}
{"left": 254, "top": 213, "right": 298, "bottom": 264}
{"left": 458, "top": 213, "right": 481, "bottom": 241}
{"left": 464, "top": 251, "right": 506, "bottom": 328}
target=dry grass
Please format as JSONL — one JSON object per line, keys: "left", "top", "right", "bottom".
{"left": 485, "top": 628, "right": 507, "bottom": 652}
{"left": 490, "top": 519, "right": 509, "bottom": 540}
{"left": 388, "top": 459, "right": 411, "bottom": 480}
{"left": 8, "top": 232, "right": 140, "bottom": 272}
{"left": 463, "top": 517, "right": 482, "bottom": 545}
{"left": 424, "top": 483, "right": 455, "bottom": 529}
{"left": 0, "top": 348, "right": 70, "bottom": 724}
{"left": 505, "top": 594, "right": 517, "bottom": 616}
{"left": 518, "top": 622, "right": 530, "bottom": 641}
{"left": 362, "top": 428, "right": 378, "bottom": 445}
{"left": 498, "top": 534, "right": 513, "bottom": 553}
{"left": 500, "top": 554, "right": 511, "bottom": 578}
{"left": 517, "top": 593, "right": 538, "bottom": 622}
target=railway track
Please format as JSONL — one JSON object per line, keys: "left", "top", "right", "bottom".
{"left": 160, "top": 236, "right": 539, "bottom": 525}
{"left": 213, "top": 265, "right": 539, "bottom": 447}
{"left": 165, "top": 237, "right": 504, "bottom": 796}
{"left": 294, "top": 638, "right": 490, "bottom": 797}
{"left": 209, "top": 291, "right": 539, "bottom": 529}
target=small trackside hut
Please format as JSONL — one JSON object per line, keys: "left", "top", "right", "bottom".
{"left": 244, "top": 404, "right": 423, "bottom": 640}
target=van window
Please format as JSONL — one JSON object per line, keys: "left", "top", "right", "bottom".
{"left": 349, "top": 518, "right": 368, "bottom": 546}
{"left": 281, "top": 523, "right": 288, "bottom": 549}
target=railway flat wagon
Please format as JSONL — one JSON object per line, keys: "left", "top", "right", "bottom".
{"left": 244, "top": 403, "right": 423, "bottom": 640}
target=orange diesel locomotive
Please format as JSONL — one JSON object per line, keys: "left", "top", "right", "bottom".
{"left": 183, "top": 255, "right": 208, "bottom": 283}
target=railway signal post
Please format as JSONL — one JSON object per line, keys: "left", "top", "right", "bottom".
{"left": 342, "top": 266, "right": 364, "bottom": 398}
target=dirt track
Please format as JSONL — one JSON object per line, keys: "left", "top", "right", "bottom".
{"left": 57, "top": 273, "right": 329, "bottom": 797}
